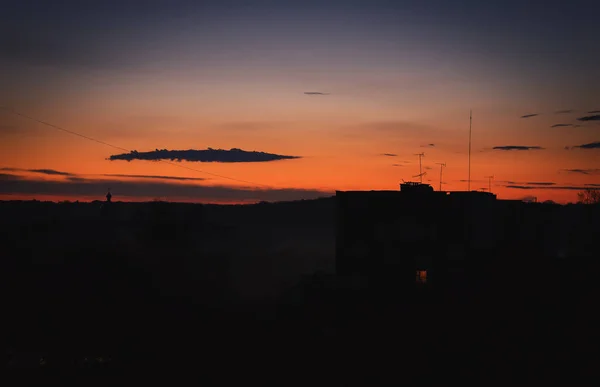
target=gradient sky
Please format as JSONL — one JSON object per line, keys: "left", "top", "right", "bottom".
{"left": 1, "top": 0, "right": 599, "bottom": 203}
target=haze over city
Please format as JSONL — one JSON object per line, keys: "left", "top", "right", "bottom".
{"left": 1, "top": 0, "right": 599, "bottom": 204}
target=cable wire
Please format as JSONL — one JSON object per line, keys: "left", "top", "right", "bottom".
{"left": 1, "top": 106, "right": 272, "bottom": 188}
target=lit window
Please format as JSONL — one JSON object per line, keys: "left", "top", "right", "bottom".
{"left": 416, "top": 270, "right": 427, "bottom": 284}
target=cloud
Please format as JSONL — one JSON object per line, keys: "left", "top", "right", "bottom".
{"left": 521, "top": 114, "right": 539, "bottom": 118}
{"left": 523, "top": 182, "right": 556, "bottom": 186}
{"left": 576, "top": 115, "right": 600, "bottom": 122}
{"left": 101, "top": 174, "right": 206, "bottom": 182}
{"left": 0, "top": 174, "right": 332, "bottom": 202}
{"left": 381, "top": 153, "right": 398, "bottom": 157}
{"left": 0, "top": 167, "right": 73, "bottom": 176}
{"left": 570, "top": 142, "right": 600, "bottom": 150}
{"left": 505, "top": 185, "right": 598, "bottom": 191}
{"left": 304, "top": 92, "right": 330, "bottom": 95}
{"left": 392, "top": 164, "right": 403, "bottom": 167}
{"left": 108, "top": 148, "right": 301, "bottom": 163}
{"left": 1, "top": 168, "right": 208, "bottom": 182}
{"left": 424, "top": 166, "right": 433, "bottom": 170}
{"left": 420, "top": 143, "right": 435, "bottom": 148}
{"left": 551, "top": 124, "right": 577, "bottom": 128}
{"left": 496, "top": 180, "right": 556, "bottom": 186}
{"left": 587, "top": 111, "right": 600, "bottom": 114}
{"left": 555, "top": 110, "right": 575, "bottom": 114}
{"left": 30, "top": 169, "right": 74, "bottom": 176}
{"left": 585, "top": 184, "right": 600, "bottom": 187}
{"left": 563, "top": 169, "right": 600, "bottom": 175}
{"left": 493, "top": 146, "right": 544, "bottom": 151}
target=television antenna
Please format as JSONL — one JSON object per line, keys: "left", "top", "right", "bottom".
{"left": 436, "top": 163, "right": 447, "bottom": 191}
{"left": 468, "top": 109, "right": 472, "bottom": 191}
{"left": 485, "top": 175, "right": 494, "bottom": 194}
{"left": 414, "top": 152, "right": 425, "bottom": 183}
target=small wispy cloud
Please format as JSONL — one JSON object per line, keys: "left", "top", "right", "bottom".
{"left": 521, "top": 113, "right": 539, "bottom": 118}
{"left": 563, "top": 169, "right": 600, "bottom": 175}
{"left": 506, "top": 185, "right": 599, "bottom": 191}
{"left": 551, "top": 124, "right": 578, "bottom": 128}
{"left": 587, "top": 110, "right": 600, "bottom": 114}
{"left": 493, "top": 145, "right": 544, "bottom": 151}
{"left": 585, "top": 183, "right": 600, "bottom": 187}
{"left": 30, "top": 169, "right": 73, "bottom": 176}
{"left": 304, "top": 92, "right": 330, "bottom": 95}
{"left": 568, "top": 141, "right": 600, "bottom": 150}
{"left": 381, "top": 153, "right": 397, "bottom": 157}
{"left": 392, "top": 164, "right": 403, "bottom": 167}
{"left": 0, "top": 167, "right": 73, "bottom": 176}
{"left": 524, "top": 182, "right": 556, "bottom": 186}
{"left": 420, "top": 143, "right": 435, "bottom": 148}
{"left": 0, "top": 168, "right": 211, "bottom": 182}
{"left": 497, "top": 180, "right": 556, "bottom": 186}
{"left": 576, "top": 115, "right": 600, "bottom": 122}
{"left": 101, "top": 174, "right": 207, "bottom": 181}
{"left": 555, "top": 109, "right": 575, "bottom": 114}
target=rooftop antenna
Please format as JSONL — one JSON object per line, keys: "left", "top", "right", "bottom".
{"left": 437, "top": 162, "right": 447, "bottom": 191}
{"left": 468, "top": 109, "right": 472, "bottom": 191}
{"left": 414, "top": 152, "right": 425, "bottom": 183}
{"left": 485, "top": 175, "right": 494, "bottom": 194}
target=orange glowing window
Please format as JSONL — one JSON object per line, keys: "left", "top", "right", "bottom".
{"left": 416, "top": 270, "right": 427, "bottom": 284}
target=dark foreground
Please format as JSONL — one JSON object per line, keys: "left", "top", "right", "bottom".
{"left": 2, "top": 200, "right": 599, "bottom": 384}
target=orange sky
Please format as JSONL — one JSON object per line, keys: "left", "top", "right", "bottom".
{"left": 1, "top": 1, "right": 599, "bottom": 204}
{"left": 1, "top": 105, "right": 598, "bottom": 204}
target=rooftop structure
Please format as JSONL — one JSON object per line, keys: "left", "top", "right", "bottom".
{"left": 335, "top": 183, "right": 596, "bottom": 295}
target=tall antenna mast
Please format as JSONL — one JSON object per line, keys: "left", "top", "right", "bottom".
{"left": 468, "top": 109, "right": 472, "bottom": 191}
{"left": 485, "top": 175, "right": 494, "bottom": 194}
{"left": 437, "top": 162, "right": 447, "bottom": 191}
{"left": 414, "top": 152, "right": 425, "bottom": 184}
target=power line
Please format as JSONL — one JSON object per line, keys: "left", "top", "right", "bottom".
{"left": 0, "top": 106, "right": 272, "bottom": 188}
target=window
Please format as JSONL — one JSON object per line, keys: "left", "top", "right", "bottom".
{"left": 416, "top": 270, "right": 427, "bottom": 284}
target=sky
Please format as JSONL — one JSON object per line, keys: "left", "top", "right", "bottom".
{"left": 1, "top": 0, "right": 599, "bottom": 204}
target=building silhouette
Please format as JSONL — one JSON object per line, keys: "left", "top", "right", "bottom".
{"left": 335, "top": 182, "right": 600, "bottom": 295}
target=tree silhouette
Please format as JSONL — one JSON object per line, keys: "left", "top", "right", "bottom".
{"left": 577, "top": 189, "right": 600, "bottom": 204}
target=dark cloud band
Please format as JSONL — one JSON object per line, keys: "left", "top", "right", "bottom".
{"left": 577, "top": 115, "right": 600, "bottom": 122}
{"left": 493, "top": 146, "right": 544, "bottom": 151}
{"left": 570, "top": 142, "right": 600, "bottom": 150}
{"left": 108, "top": 148, "right": 301, "bottom": 163}
{"left": 0, "top": 173, "right": 331, "bottom": 202}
